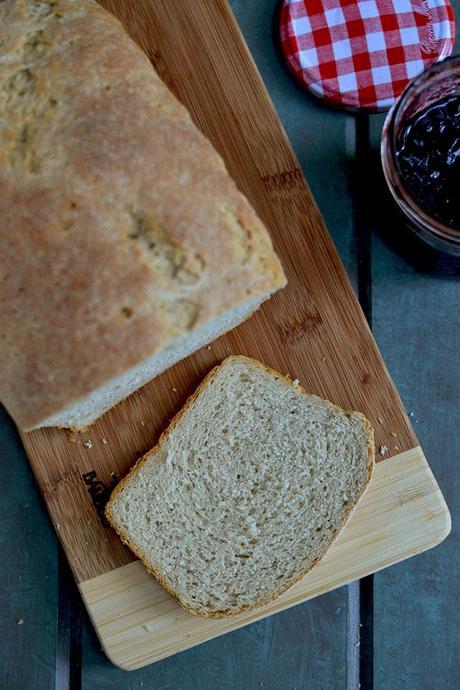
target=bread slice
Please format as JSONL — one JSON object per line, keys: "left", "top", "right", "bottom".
{"left": 106, "top": 356, "right": 374, "bottom": 618}
{"left": 0, "top": 1, "right": 285, "bottom": 431}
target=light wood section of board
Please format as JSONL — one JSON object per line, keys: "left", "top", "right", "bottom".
{"left": 80, "top": 447, "right": 450, "bottom": 670}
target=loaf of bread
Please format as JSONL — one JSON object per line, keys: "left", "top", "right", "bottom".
{"left": 106, "top": 356, "right": 374, "bottom": 618}
{"left": 0, "top": 1, "right": 286, "bottom": 431}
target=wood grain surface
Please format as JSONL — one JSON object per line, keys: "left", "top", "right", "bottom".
{"left": 14, "top": 0, "right": 449, "bottom": 674}
{"left": 79, "top": 447, "right": 449, "bottom": 670}
{"left": 22, "top": 0, "right": 418, "bottom": 583}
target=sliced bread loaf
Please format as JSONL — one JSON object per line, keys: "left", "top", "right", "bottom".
{"left": 106, "top": 356, "right": 374, "bottom": 618}
{"left": 0, "top": 1, "right": 285, "bottom": 431}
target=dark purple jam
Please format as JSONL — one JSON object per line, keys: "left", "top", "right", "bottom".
{"left": 396, "top": 95, "right": 460, "bottom": 231}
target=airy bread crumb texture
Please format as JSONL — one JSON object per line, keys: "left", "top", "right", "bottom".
{"left": 106, "top": 356, "right": 374, "bottom": 617}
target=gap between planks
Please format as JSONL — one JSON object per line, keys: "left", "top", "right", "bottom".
{"left": 352, "top": 111, "right": 374, "bottom": 690}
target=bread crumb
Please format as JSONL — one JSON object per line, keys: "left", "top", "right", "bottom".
{"left": 377, "top": 417, "right": 383, "bottom": 424}
{"left": 380, "top": 445, "right": 388, "bottom": 456}
{"left": 321, "top": 356, "right": 326, "bottom": 362}
{"left": 140, "top": 421, "right": 145, "bottom": 426}
{"left": 171, "top": 387, "right": 178, "bottom": 393}
{"left": 83, "top": 440, "right": 93, "bottom": 449}
{"left": 292, "top": 378, "right": 300, "bottom": 386}
{"left": 393, "top": 445, "right": 400, "bottom": 451}
{"left": 207, "top": 345, "right": 212, "bottom": 350}
{"left": 390, "top": 432, "right": 398, "bottom": 437}
{"left": 409, "top": 411, "right": 415, "bottom": 417}
{"left": 56, "top": 524, "right": 61, "bottom": 530}
{"left": 101, "top": 437, "right": 108, "bottom": 445}
{"left": 17, "top": 618, "right": 24, "bottom": 625}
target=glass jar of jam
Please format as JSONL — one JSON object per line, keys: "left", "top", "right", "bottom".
{"left": 381, "top": 56, "right": 460, "bottom": 256}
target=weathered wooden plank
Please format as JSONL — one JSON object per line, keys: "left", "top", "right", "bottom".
{"left": 81, "top": 0, "right": 352, "bottom": 684}
{"left": 0, "top": 408, "right": 58, "bottom": 690}
{"left": 19, "top": 0, "right": 421, "bottom": 588}
{"left": 369, "top": 108, "right": 460, "bottom": 690}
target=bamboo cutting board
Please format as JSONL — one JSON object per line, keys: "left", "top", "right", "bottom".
{"left": 21, "top": 0, "right": 450, "bottom": 670}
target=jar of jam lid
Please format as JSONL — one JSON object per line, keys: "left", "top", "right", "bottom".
{"left": 381, "top": 56, "right": 460, "bottom": 255}
{"left": 280, "top": 0, "right": 455, "bottom": 111}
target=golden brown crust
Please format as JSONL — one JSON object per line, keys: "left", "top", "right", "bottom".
{"left": 0, "top": 1, "right": 285, "bottom": 430}
{"left": 106, "top": 355, "right": 375, "bottom": 618}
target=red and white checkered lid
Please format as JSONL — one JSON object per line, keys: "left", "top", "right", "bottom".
{"left": 280, "top": 0, "right": 455, "bottom": 110}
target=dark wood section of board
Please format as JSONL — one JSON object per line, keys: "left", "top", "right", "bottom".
{"left": 21, "top": 0, "right": 417, "bottom": 585}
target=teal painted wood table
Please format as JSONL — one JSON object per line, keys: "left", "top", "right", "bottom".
{"left": 1, "top": 1, "right": 459, "bottom": 688}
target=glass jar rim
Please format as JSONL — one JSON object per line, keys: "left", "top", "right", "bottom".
{"left": 382, "top": 55, "right": 460, "bottom": 247}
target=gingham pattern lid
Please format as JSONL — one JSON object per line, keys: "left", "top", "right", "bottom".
{"left": 280, "top": 0, "right": 455, "bottom": 110}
